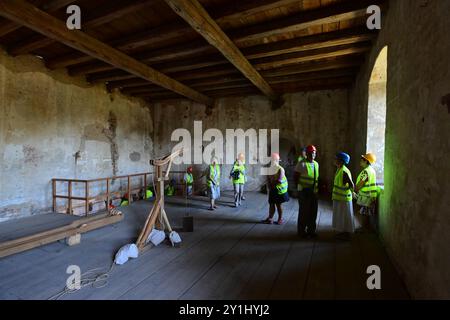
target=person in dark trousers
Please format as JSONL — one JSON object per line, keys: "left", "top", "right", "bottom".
{"left": 261, "top": 153, "right": 289, "bottom": 225}
{"left": 294, "top": 145, "right": 319, "bottom": 238}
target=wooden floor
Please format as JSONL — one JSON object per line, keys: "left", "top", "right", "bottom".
{"left": 0, "top": 192, "right": 409, "bottom": 300}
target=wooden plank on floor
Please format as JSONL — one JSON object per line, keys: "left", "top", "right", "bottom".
{"left": 266, "top": 203, "right": 316, "bottom": 300}
{"left": 118, "top": 198, "right": 267, "bottom": 299}
{"left": 357, "top": 232, "right": 410, "bottom": 299}
{"left": 181, "top": 203, "right": 297, "bottom": 300}
{"left": 301, "top": 207, "right": 336, "bottom": 299}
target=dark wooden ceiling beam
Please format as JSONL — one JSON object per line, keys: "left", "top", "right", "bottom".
{"left": 8, "top": 0, "right": 154, "bottom": 56}
{"left": 45, "top": 0, "right": 334, "bottom": 70}
{"left": 164, "top": 0, "right": 276, "bottom": 100}
{"left": 0, "top": 0, "right": 72, "bottom": 37}
{"left": 0, "top": 0, "right": 213, "bottom": 106}
{"left": 68, "top": 27, "right": 375, "bottom": 76}
{"left": 229, "top": 0, "right": 385, "bottom": 45}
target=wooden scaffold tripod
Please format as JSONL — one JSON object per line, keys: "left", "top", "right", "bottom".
{"left": 136, "top": 148, "right": 183, "bottom": 251}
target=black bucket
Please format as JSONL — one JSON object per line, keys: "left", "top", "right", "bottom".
{"left": 182, "top": 216, "right": 194, "bottom": 232}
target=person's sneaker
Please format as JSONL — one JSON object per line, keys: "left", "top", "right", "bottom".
{"left": 261, "top": 218, "right": 273, "bottom": 224}
{"left": 213, "top": 205, "right": 218, "bottom": 209}
{"left": 241, "top": 196, "right": 246, "bottom": 200}
{"left": 275, "top": 219, "right": 284, "bottom": 225}
{"left": 234, "top": 203, "right": 238, "bottom": 208}
{"left": 208, "top": 207, "right": 214, "bottom": 211}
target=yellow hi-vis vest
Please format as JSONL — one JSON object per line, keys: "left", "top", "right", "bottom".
{"left": 356, "top": 166, "right": 378, "bottom": 200}
{"left": 207, "top": 164, "right": 221, "bottom": 187}
{"left": 332, "top": 165, "right": 353, "bottom": 202}
{"left": 298, "top": 160, "right": 319, "bottom": 193}
{"left": 232, "top": 163, "right": 246, "bottom": 184}
{"left": 184, "top": 173, "right": 193, "bottom": 185}
{"left": 275, "top": 165, "right": 288, "bottom": 195}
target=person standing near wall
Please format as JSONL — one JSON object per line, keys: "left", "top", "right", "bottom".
{"left": 230, "top": 154, "right": 246, "bottom": 207}
{"left": 332, "top": 152, "right": 355, "bottom": 240}
{"left": 295, "top": 145, "right": 319, "bottom": 238}
{"left": 354, "top": 153, "right": 378, "bottom": 232}
{"left": 184, "top": 166, "right": 194, "bottom": 197}
{"left": 262, "top": 153, "right": 290, "bottom": 225}
{"left": 297, "top": 146, "right": 307, "bottom": 164}
{"left": 206, "top": 157, "right": 221, "bottom": 211}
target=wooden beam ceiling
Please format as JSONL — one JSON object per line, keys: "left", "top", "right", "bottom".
{"left": 0, "top": 0, "right": 73, "bottom": 37}
{"left": 0, "top": 0, "right": 213, "bottom": 106}
{"left": 8, "top": 0, "right": 155, "bottom": 56}
{"left": 165, "top": 0, "right": 278, "bottom": 100}
{"left": 67, "top": 27, "right": 375, "bottom": 77}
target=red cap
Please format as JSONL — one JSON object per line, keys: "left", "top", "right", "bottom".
{"left": 306, "top": 145, "right": 317, "bottom": 153}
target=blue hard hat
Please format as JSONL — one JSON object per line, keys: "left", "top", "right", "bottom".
{"left": 336, "top": 152, "right": 351, "bottom": 165}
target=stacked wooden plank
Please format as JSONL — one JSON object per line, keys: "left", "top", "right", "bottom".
{"left": 0, "top": 212, "right": 123, "bottom": 259}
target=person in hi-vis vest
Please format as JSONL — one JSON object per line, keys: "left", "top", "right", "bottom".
{"left": 355, "top": 153, "right": 378, "bottom": 232}
{"left": 294, "top": 145, "right": 319, "bottom": 238}
{"left": 332, "top": 152, "right": 355, "bottom": 241}
{"left": 230, "top": 153, "right": 246, "bottom": 207}
{"left": 262, "top": 153, "right": 290, "bottom": 225}
{"left": 206, "top": 157, "right": 221, "bottom": 211}
{"left": 184, "top": 166, "right": 194, "bottom": 196}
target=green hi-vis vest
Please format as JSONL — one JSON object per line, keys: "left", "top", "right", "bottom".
{"left": 332, "top": 165, "right": 353, "bottom": 202}
{"left": 120, "top": 200, "right": 129, "bottom": 206}
{"left": 357, "top": 166, "right": 378, "bottom": 199}
{"left": 232, "top": 163, "right": 246, "bottom": 184}
{"left": 207, "top": 164, "right": 221, "bottom": 187}
{"left": 166, "top": 185, "right": 175, "bottom": 196}
{"left": 146, "top": 189, "right": 153, "bottom": 199}
{"left": 185, "top": 173, "right": 193, "bottom": 186}
{"left": 298, "top": 160, "right": 319, "bottom": 193}
{"left": 275, "top": 165, "right": 288, "bottom": 195}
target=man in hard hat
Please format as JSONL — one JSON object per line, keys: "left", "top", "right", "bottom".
{"left": 294, "top": 145, "right": 319, "bottom": 238}
{"left": 184, "top": 166, "right": 194, "bottom": 196}
{"left": 355, "top": 153, "right": 378, "bottom": 232}
{"left": 206, "top": 157, "right": 221, "bottom": 211}
{"left": 332, "top": 152, "right": 355, "bottom": 240}
{"left": 262, "top": 153, "right": 289, "bottom": 225}
{"left": 230, "top": 153, "right": 246, "bottom": 207}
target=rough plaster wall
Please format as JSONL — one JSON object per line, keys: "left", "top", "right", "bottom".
{"left": 349, "top": 0, "right": 450, "bottom": 299}
{"left": 367, "top": 81, "right": 387, "bottom": 176}
{"left": 0, "top": 50, "right": 154, "bottom": 222}
{"left": 152, "top": 90, "right": 349, "bottom": 193}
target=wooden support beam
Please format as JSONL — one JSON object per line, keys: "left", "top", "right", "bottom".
{"left": 229, "top": 0, "right": 385, "bottom": 45}
{"left": 0, "top": 0, "right": 72, "bottom": 37}
{"left": 70, "top": 27, "right": 374, "bottom": 77}
{"left": 0, "top": 213, "right": 123, "bottom": 258}
{"left": 0, "top": 0, "right": 214, "bottom": 105}
{"left": 8, "top": 0, "right": 155, "bottom": 56}
{"left": 253, "top": 43, "right": 371, "bottom": 71}
{"left": 164, "top": 0, "right": 276, "bottom": 100}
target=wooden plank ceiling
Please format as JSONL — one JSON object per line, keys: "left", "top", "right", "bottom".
{"left": 0, "top": 0, "right": 386, "bottom": 104}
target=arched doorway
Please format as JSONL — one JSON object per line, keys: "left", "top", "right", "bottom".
{"left": 367, "top": 46, "right": 388, "bottom": 182}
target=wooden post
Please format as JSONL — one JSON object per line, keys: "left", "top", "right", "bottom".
{"left": 155, "top": 166, "right": 163, "bottom": 229}
{"left": 68, "top": 181, "right": 72, "bottom": 215}
{"left": 144, "top": 173, "right": 147, "bottom": 199}
{"left": 85, "top": 181, "right": 89, "bottom": 216}
{"left": 128, "top": 176, "right": 131, "bottom": 204}
{"left": 52, "top": 179, "right": 56, "bottom": 212}
{"left": 106, "top": 178, "right": 110, "bottom": 212}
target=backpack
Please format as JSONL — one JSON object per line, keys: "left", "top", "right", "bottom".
{"left": 232, "top": 169, "right": 241, "bottom": 180}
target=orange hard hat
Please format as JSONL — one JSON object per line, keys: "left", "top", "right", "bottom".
{"left": 361, "top": 153, "right": 376, "bottom": 164}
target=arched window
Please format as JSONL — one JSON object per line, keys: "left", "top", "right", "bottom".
{"left": 367, "top": 46, "right": 387, "bottom": 182}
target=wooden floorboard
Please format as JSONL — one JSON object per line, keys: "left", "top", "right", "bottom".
{"left": 0, "top": 192, "right": 410, "bottom": 300}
